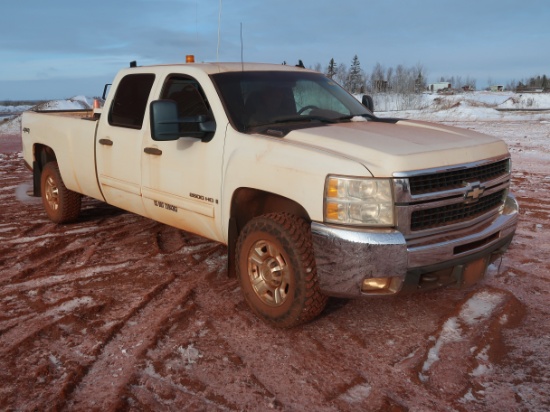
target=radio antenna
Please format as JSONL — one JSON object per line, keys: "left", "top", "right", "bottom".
{"left": 240, "top": 22, "right": 244, "bottom": 70}
{"left": 216, "top": 0, "right": 223, "bottom": 61}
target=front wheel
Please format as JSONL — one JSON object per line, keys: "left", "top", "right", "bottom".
{"left": 236, "top": 213, "right": 327, "bottom": 328}
{"left": 40, "top": 162, "right": 81, "bottom": 223}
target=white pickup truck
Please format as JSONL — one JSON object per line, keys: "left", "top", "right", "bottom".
{"left": 22, "top": 61, "right": 518, "bottom": 328}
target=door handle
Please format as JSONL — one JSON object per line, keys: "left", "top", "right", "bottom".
{"left": 99, "top": 138, "right": 113, "bottom": 146}
{"left": 144, "top": 147, "right": 162, "bottom": 156}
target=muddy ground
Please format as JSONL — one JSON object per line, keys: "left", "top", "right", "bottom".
{"left": 0, "top": 119, "right": 549, "bottom": 411}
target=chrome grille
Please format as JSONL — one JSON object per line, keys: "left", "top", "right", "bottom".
{"left": 411, "top": 190, "right": 505, "bottom": 231}
{"left": 408, "top": 159, "right": 509, "bottom": 195}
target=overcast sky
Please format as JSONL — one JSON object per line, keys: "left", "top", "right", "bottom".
{"left": 1, "top": 0, "right": 548, "bottom": 100}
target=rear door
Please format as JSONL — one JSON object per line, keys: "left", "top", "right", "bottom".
{"left": 96, "top": 73, "right": 155, "bottom": 215}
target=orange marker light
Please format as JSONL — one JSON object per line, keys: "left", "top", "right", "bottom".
{"left": 186, "top": 55, "right": 195, "bottom": 63}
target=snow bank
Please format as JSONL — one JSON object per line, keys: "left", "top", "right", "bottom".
{"left": 34, "top": 97, "right": 92, "bottom": 111}
{"left": 497, "top": 93, "right": 550, "bottom": 109}
{"left": 0, "top": 104, "right": 33, "bottom": 113}
{"left": 373, "top": 92, "right": 550, "bottom": 122}
{"left": 0, "top": 96, "right": 94, "bottom": 135}
{"left": 352, "top": 91, "right": 550, "bottom": 122}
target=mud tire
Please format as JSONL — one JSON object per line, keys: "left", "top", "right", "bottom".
{"left": 40, "top": 162, "right": 81, "bottom": 223}
{"left": 236, "top": 212, "right": 327, "bottom": 328}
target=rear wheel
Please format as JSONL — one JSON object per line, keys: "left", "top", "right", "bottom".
{"left": 40, "top": 162, "right": 81, "bottom": 223}
{"left": 236, "top": 213, "right": 327, "bottom": 328}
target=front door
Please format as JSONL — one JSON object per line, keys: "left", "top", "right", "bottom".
{"left": 140, "top": 74, "right": 225, "bottom": 242}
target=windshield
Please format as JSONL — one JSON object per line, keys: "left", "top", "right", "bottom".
{"left": 211, "top": 70, "right": 372, "bottom": 133}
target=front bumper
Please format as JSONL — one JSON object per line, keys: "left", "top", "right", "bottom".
{"left": 311, "top": 194, "right": 519, "bottom": 298}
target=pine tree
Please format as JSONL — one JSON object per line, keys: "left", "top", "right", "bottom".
{"left": 326, "top": 58, "right": 337, "bottom": 79}
{"left": 348, "top": 55, "right": 364, "bottom": 94}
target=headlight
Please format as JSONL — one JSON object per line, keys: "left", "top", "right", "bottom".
{"left": 324, "top": 176, "right": 395, "bottom": 226}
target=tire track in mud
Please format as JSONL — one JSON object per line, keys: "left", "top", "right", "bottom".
{"left": 118, "top": 250, "right": 248, "bottom": 410}
{"left": 64, "top": 247, "right": 226, "bottom": 411}
{"left": 120, "top": 272, "right": 432, "bottom": 411}
{"left": 65, "top": 281, "right": 195, "bottom": 410}
{"left": 0, "top": 296, "right": 101, "bottom": 355}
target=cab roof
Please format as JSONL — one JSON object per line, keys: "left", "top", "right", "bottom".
{"left": 126, "top": 62, "right": 313, "bottom": 75}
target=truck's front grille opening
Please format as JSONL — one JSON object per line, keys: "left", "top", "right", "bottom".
{"left": 411, "top": 190, "right": 505, "bottom": 231}
{"left": 408, "top": 159, "right": 509, "bottom": 195}
{"left": 453, "top": 232, "right": 499, "bottom": 255}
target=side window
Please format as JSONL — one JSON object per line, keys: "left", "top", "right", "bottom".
{"left": 160, "top": 75, "right": 212, "bottom": 133}
{"left": 109, "top": 74, "right": 155, "bottom": 129}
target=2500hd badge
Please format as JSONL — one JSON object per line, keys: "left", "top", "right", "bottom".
{"left": 190, "top": 192, "right": 218, "bottom": 204}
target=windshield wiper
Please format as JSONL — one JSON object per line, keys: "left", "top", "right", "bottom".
{"left": 272, "top": 115, "right": 338, "bottom": 125}
{"left": 248, "top": 114, "right": 360, "bottom": 131}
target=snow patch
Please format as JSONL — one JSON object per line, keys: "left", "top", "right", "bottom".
{"left": 420, "top": 317, "right": 462, "bottom": 381}
{"left": 55, "top": 296, "right": 95, "bottom": 314}
{"left": 15, "top": 183, "right": 41, "bottom": 205}
{"left": 339, "top": 382, "right": 372, "bottom": 403}
{"left": 177, "top": 344, "right": 202, "bottom": 365}
{"left": 459, "top": 291, "right": 504, "bottom": 326}
{"left": 419, "top": 290, "right": 505, "bottom": 382}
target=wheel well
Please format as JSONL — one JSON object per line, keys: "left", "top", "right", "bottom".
{"left": 32, "top": 144, "right": 57, "bottom": 196}
{"left": 231, "top": 188, "right": 310, "bottom": 232}
{"left": 226, "top": 188, "right": 311, "bottom": 277}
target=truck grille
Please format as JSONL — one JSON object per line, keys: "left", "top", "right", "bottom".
{"left": 411, "top": 189, "right": 505, "bottom": 231}
{"left": 409, "top": 159, "right": 509, "bottom": 195}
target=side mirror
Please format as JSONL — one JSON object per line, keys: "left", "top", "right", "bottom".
{"left": 150, "top": 100, "right": 180, "bottom": 141}
{"left": 102, "top": 83, "right": 112, "bottom": 100}
{"left": 150, "top": 100, "right": 217, "bottom": 142}
{"left": 196, "top": 116, "right": 216, "bottom": 142}
{"left": 361, "top": 94, "right": 374, "bottom": 112}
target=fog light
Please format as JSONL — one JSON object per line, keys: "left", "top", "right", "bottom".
{"left": 362, "top": 277, "right": 392, "bottom": 292}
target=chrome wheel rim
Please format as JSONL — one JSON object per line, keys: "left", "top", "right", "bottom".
{"left": 44, "top": 175, "right": 59, "bottom": 211}
{"left": 247, "top": 239, "right": 290, "bottom": 307}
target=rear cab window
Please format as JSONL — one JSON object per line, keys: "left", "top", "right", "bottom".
{"left": 109, "top": 74, "right": 155, "bottom": 129}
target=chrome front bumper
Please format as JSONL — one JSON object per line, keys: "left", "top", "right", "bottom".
{"left": 311, "top": 194, "right": 519, "bottom": 298}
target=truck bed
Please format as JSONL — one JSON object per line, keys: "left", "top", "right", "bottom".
{"left": 22, "top": 110, "right": 104, "bottom": 201}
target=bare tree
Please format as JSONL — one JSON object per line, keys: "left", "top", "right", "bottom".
{"left": 370, "top": 62, "right": 386, "bottom": 92}
{"left": 386, "top": 67, "right": 394, "bottom": 92}
{"left": 312, "top": 62, "right": 322, "bottom": 73}
{"left": 335, "top": 63, "right": 349, "bottom": 88}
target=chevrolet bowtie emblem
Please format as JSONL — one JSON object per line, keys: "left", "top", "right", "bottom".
{"left": 464, "top": 181, "right": 485, "bottom": 203}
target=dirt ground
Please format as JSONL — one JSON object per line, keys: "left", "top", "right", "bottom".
{"left": 1, "top": 119, "right": 549, "bottom": 411}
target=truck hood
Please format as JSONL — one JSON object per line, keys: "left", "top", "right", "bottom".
{"left": 284, "top": 119, "right": 509, "bottom": 177}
